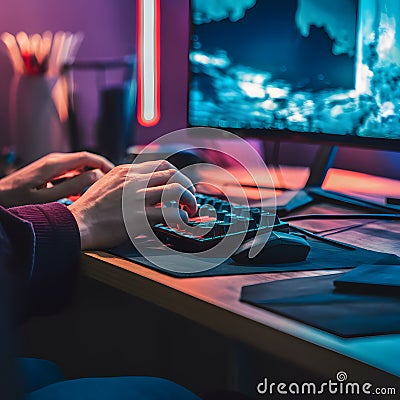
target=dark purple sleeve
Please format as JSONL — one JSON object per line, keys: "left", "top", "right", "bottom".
{"left": 1, "top": 202, "right": 81, "bottom": 313}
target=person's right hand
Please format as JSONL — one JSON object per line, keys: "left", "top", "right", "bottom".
{"left": 68, "top": 160, "right": 197, "bottom": 250}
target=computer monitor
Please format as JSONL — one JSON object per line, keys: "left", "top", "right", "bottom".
{"left": 188, "top": 0, "right": 400, "bottom": 213}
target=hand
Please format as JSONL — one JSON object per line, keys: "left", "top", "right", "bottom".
{"left": 68, "top": 160, "right": 197, "bottom": 250}
{"left": 0, "top": 152, "right": 114, "bottom": 207}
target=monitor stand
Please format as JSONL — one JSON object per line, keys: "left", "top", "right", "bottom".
{"left": 276, "top": 145, "right": 399, "bottom": 216}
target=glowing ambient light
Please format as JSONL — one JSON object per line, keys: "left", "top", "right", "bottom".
{"left": 137, "top": 0, "right": 160, "bottom": 126}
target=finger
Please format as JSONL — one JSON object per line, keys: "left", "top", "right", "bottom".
{"left": 61, "top": 152, "right": 114, "bottom": 173}
{"left": 35, "top": 169, "right": 104, "bottom": 202}
{"left": 39, "top": 152, "right": 114, "bottom": 181}
{"left": 111, "top": 161, "right": 176, "bottom": 181}
{"left": 146, "top": 206, "right": 189, "bottom": 226}
{"left": 141, "top": 183, "right": 198, "bottom": 216}
{"left": 138, "top": 169, "right": 196, "bottom": 195}
{"left": 128, "top": 159, "right": 176, "bottom": 175}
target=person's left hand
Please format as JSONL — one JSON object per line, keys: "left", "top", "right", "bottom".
{"left": 0, "top": 152, "right": 114, "bottom": 207}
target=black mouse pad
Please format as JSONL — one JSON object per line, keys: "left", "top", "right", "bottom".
{"left": 240, "top": 273, "right": 400, "bottom": 337}
{"left": 109, "top": 238, "right": 400, "bottom": 278}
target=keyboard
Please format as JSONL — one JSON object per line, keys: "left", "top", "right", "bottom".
{"left": 153, "top": 193, "right": 290, "bottom": 253}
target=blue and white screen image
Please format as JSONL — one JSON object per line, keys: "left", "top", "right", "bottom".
{"left": 188, "top": 0, "right": 400, "bottom": 140}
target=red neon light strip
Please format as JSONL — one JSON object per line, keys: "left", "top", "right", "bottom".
{"left": 137, "top": 0, "right": 161, "bottom": 127}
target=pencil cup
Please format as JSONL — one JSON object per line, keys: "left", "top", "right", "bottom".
{"left": 9, "top": 74, "right": 70, "bottom": 164}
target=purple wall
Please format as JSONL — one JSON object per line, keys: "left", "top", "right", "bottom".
{"left": 0, "top": 0, "right": 398, "bottom": 178}
{"left": 0, "top": 0, "right": 136, "bottom": 148}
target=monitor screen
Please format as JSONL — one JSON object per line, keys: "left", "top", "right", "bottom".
{"left": 188, "top": 0, "right": 400, "bottom": 149}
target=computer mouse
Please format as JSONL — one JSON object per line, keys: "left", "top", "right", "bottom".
{"left": 231, "top": 231, "right": 310, "bottom": 265}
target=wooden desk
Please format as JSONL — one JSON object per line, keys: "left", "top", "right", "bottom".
{"left": 81, "top": 169, "right": 400, "bottom": 392}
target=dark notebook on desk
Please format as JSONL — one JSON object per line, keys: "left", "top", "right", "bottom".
{"left": 241, "top": 260, "right": 400, "bottom": 338}
{"left": 334, "top": 264, "right": 400, "bottom": 296}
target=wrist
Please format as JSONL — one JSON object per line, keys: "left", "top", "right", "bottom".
{"left": 68, "top": 204, "right": 91, "bottom": 250}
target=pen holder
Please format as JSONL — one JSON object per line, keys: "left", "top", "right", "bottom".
{"left": 9, "top": 74, "right": 70, "bottom": 164}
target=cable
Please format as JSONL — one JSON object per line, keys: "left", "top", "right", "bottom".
{"left": 289, "top": 225, "right": 356, "bottom": 250}
{"left": 282, "top": 213, "right": 400, "bottom": 222}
